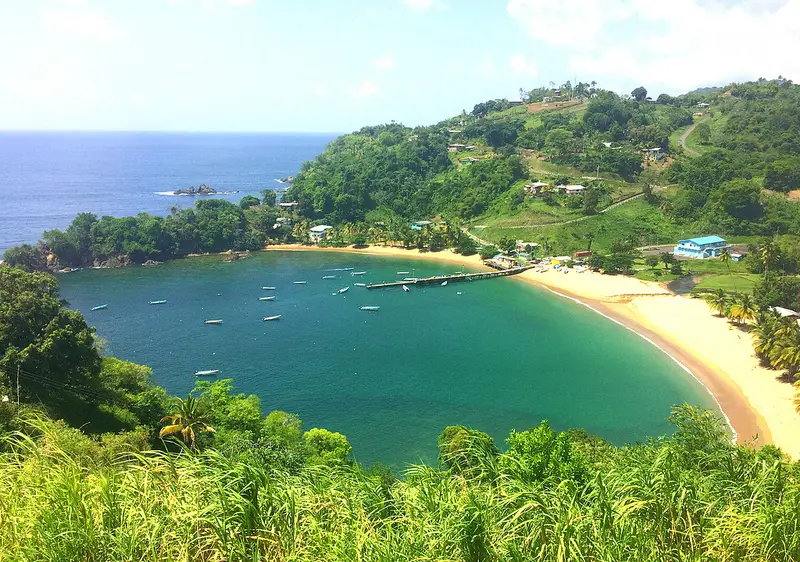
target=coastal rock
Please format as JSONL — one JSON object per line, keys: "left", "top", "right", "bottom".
{"left": 173, "top": 183, "right": 217, "bottom": 196}
{"left": 93, "top": 255, "right": 132, "bottom": 269}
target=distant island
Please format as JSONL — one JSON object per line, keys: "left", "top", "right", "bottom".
{"left": 171, "top": 184, "right": 239, "bottom": 196}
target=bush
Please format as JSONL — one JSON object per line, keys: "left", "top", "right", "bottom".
{"left": 479, "top": 245, "right": 498, "bottom": 260}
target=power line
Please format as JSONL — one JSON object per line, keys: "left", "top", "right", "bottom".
{"left": 0, "top": 364, "right": 106, "bottom": 401}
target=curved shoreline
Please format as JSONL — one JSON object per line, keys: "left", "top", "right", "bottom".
{"left": 265, "top": 244, "right": 789, "bottom": 455}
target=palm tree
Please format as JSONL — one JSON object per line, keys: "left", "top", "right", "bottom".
{"left": 753, "top": 311, "right": 781, "bottom": 359}
{"left": 794, "top": 381, "right": 800, "bottom": 414}
{"left": 759, "top": 239, "right": 778, "bottom": 279}
{"left": 703, "top": 289, "right": 729, "bottom": 317}
{"left": 719, "top": 249, "right": 737, "bottom": 293}
{"left": 159, "top": 395, "right": 215, "bottom": 450}
{"left": 728, "top": 293, "right": 758, "bottom": 325}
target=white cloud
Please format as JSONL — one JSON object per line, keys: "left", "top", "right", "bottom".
{"left": 506, "top": 0, "right": 800, "bottom": 92}
{"left": 371, "top": 54, "right": 395, "bottom": 71}
{"left": 402, "top": 0, "right": 446, "bottom": 11}
{"left": 41, "top": 8, "right": 124, "bottom": 42}
{"left": 509, "top": 54, "right": 538, "bottom": 78}
{"left": 349, "top": 79, "right": 378, "bottom": 100}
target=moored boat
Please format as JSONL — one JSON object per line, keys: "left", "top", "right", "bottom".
{"left": 397, "top": 271, "right": 410, "bottom": 275}
{"left": 149, "top": 300, "right": 167, "bottom": 305}
{"left": 441, "top": 281, "right": 448, "bottom": 286}
{"left": 293, "top": 281, "right": 307, "bottom": 285}
{"left": 352, "top": 271, "right": 366, "bottom": 276}
{"left": 263, "top": 315, "right": 282, "bottom": 321}
{"left": 359, "top": 306, "right": 380, "bottom": 311}
{"left": 337, "top": 286, "right": 350, "bottom": 294}
{"left": 91, "top": 304, "right": 108, "bottom": 311}
{"left": 322, "top": 275, "right": 336, "bottom": 279}
{"left": 262, "top": 286, "right": 277, "bottom": 290}
{"left": 194, "top": 369, "right": 220, "bottom": 376}
{"left": 402, "top": 285, "right": 409, "bottom": 292}
{"left": 354, "top": 283, "right": 367, "bottom": 287}
{"left": 204, "top": 319, "right": 223, "bottom": 325}
{"left": 258, "top": 296, "right": 276, "bottom": 301}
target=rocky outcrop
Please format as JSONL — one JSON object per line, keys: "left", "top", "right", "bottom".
{"left": 174, "top": 184, "right": 217, "bottom": 196}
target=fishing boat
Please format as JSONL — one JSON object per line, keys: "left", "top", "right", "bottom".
{"left": 91, "top": 304, "right": 108, "bottom": 311}
{"left": 441, "top": 281, "right": 448, "bottom": 287}
{"left": 359, "top": 306, "right": 380, "bottom": 311}
{"left": 263, "top": 315, "right": 282, "bottom": 321}
{"left": 457, "top": 292, "right": 462, "bottom": 295}
{"left": 322, "top": 275, "right": 336, "bottom": 279}
{"left": 293, "top": 281, "right": 307, "bottom": 284}
{"left": 149, "top": 300, "right": 167, "bottom": 305}
{"left": 337, "top": 286, "right": 350, "bottom": 294}
{"left": 204, "top": 319, "right": 223, "bottom": 325}
{"left": 352, "top": 271, "right": 366, "bottom": 276}
{"left": 261, "top": 286, "right": 276, "bottom": 290}
{"left": 194, "top": 369, "right": 220, "bottom": 376}
{"left": 402, "top": 285, "right": 409, "bottom": 292}
{"left": 397, "top": 271, "right": 410, "bottom": 275}
{"left": 258, "top": 296, "right": 276, "bottom": 301}
{"left": 354, "top": 283, "right": 367, "bottom": 287}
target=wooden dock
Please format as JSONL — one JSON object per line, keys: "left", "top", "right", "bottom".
{"left": 366, "top": 264, "right": 535, "bottom": 290}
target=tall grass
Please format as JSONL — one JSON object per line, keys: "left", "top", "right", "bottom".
{"left": 1, "top": 410, "right": 798, "bottom": 561}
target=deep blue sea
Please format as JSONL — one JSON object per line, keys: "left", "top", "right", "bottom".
{"left": 0, "top": 132, "right": 337, "bottom": 255}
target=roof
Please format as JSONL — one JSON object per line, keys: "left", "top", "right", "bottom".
{"left": 556, "top": 184, "right": 586, "bottom": 191}
{"left": 526, "top": 181, "right": 549, "bottom": 188}
{"left": 309, "top": 225, "right": 333, "bottom": 233}
{"left": 680, "top": 235, "right": 726, "bottom": 246}
{"left": 771, "top": 306, "right": 799, "bottom": 318}
{"left": 412, "top": 220, "right": 432, "bottom": 225}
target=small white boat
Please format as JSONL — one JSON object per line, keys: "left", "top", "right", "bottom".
{"left": 91, "top": 304, "right": 108, "bottom": 311}
{"left": 149, "top": 300, "right": 167, "bottom": 305}
{"left": 457, "top": 292, "right": 462, "bottom": 295}
{"left": 258, "top": 296, "right": 276, "bottom": 301}
{"left": 195, "top": 369, "right": 220, "bottom": 376}
{"left": 402, "top": 285, "right": 409, "bottom": 292}
{"left": 262, "top": 286, "right": 276, "bottom": 290}
{"left": 337, "top": 286, "right": 350, "bottom": 294}
{"left": 263, "top": 315, "right": 282, "bottom": 321}
{"left": 322, "top": 275, "right": 336, "bottom": 279}
{"left": 360, "top": 306, "right": 380, "bottom": 311}
{"left": 204, "top": 319, "right": 223, "bottom": 325}
{"left": 441, "top": 281, "right": 448, "bottom": 287}
{"left": 397, "top": 271, "right": 410, "bottom": 275}
{"left": 293, "top": 281, "right": 307, "bottom": 285}
{"left": 354, "top": 283, "right": 367, "bottom": 287}
{"left": 352, "top": 271, "right": 366, "bottom": 276}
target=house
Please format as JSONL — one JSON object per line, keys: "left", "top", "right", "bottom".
{"left": 407, "top": 134, "right": 419, "bottom": 141}
{"left": 602, "top": 142, "right": 622, "bottom": 150}
{"left": 516, "top": 241, "right": 539, "bottom": 253}
{"left": 673, "top": 236, "right": 729, "bottom": 259}
{"left": 524, "top": 181, "right": 549, "bottom": 195}
{"left": 447, "top": 144, "right": 467, "bottom": 152}
{"left": 278, "top": 201, "right": 298, "bottom": 208}
{"left": 555, "top": 184, "right": 586, "bottom": 196}
{"left": 411, "top": 220, "right": 433, "bottom": 231}
{"left": 697, "top": 102, "right": 710, "bottom": 108}
{"left": 573, "top": 250, "right": 592, "bottom": 258}
{"left": 551, "top": 256, "right": 572, "bottom": 265}
{"left": 731, "top": 252, "right": 745, "bottom": 262}
{"left": 491, "top": 254, "right": 519, "bottom": 269}
{"left": 642, "top": 147, "right": 664, "bottom": 161}
{"left": 309, "top": 224, "right": 333, "bottom": 243}
{"left": 460, "top": 157, "right": 480, "bottom": 165}
{"left": 508, "top": 100, "right": 524, "bottom": 107}
{"left": 446, "top": 129, "right": 463, "bottom": 134}
{"left": 771, "top": 306, "right": 800, "bottom": 319}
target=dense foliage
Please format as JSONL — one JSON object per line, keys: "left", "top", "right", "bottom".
{"left": 0, "top": 405, "right": 797, "bottom": 561}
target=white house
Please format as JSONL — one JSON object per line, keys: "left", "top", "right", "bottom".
{"left": 309, "top": 225, "right": 333, "bottom": 243}
{"left": 555, "top": 184, "right": 586, "bottom": 196}
{"left": 524, "top": 181, "right": 549, "bottom": 195}
{"left": 697, "top": 102, "right": 710, "bottom": 108}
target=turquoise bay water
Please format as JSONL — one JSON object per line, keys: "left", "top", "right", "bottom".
{"left": 59, "top": 251, "right": 716, "bottom": 467}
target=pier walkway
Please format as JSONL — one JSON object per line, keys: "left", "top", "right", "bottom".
{"left": 366, "top": 264, "right": 535, "bottom": 290}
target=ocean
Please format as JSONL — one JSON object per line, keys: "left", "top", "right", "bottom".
{"left": 0, "top": 132, "right": 337, "bottom": 255}
{"left": 58, "top": 251, "right": 717, "bottom": 468}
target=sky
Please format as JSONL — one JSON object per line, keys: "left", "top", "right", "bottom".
{"left": 1, "top": 0, "right": 799, "bottom": 132}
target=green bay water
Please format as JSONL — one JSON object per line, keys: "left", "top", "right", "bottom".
{"left": 59, "top": 251, "right": 717, "bottom": 467}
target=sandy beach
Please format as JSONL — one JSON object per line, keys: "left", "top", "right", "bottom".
{"left": 266, "top": 244, "right": 800, "bottom": 458}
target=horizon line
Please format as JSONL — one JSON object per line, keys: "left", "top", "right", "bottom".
{"left": 0, "top": 129, "right": 345, "bottom": 135}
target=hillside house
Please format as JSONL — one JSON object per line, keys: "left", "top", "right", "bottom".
{"left": 309, "top": 225, "right": 333, "bottom": 243}
{"left": 460, "top": 157, "right": 480, "bottom": 165}
{"left": 524, "top": 181, "right": 549, "bottom": 195}
{"left": 448, "top": 144, "right": 467, "bottom": 152}
{"left": 411, "top": 220, "right": 433, "bottom": 231}
{"left": 697, "top": 102, "right": 710, "bottom": 108}
{"left": 642, "top": 147, "right": 664, "bottom": 161}
{"left": 508, "top": 100, "right": 524, "bottom": 107}
{"left": 673, "top": 236, "right": 729, "bottom": 259}
{"left": 278, "top": 202, "right": 298, "bottom": 209}
{"left": 555, "top": 184, "right": 586, "bottom": 196}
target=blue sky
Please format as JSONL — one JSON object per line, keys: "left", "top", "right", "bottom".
{"left": 1, "top": 0, "right": 798, "bottom": 132}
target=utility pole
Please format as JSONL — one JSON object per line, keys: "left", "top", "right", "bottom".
{"left": 16, "top": 365, "right": 20, "bottom": 405}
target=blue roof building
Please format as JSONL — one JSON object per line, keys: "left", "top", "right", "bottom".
{"left": 673, "top": 236, "right": 728, "bottom": 259}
